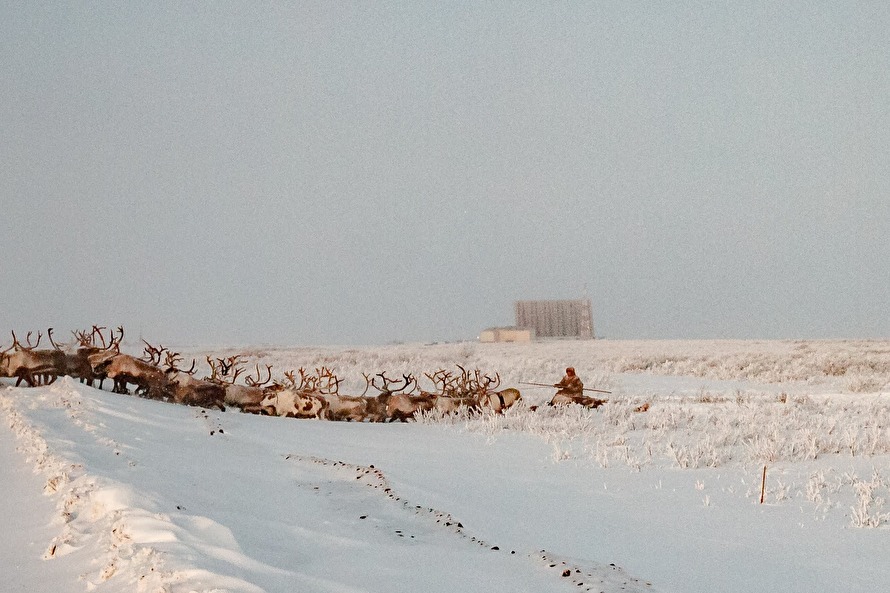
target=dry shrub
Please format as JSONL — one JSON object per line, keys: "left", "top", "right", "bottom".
{"left": 822, "top": 360, "right": 849, "bottom": 376}
{"left": 847, "top": 377, "right": 885, "bottom": 393}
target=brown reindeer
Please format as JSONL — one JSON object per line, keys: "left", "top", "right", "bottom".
{"left": 424, "top": 369, "right": 480, "bottom": 414}
{"left": 0, "top": 330, "right": 67, "bottom": 387}
{"left": 162, "top": 351, "right": 226, "bottom": 411}
{"left": 204, "top": 356, "right": 268, "bottom": 411}
{"left": 213, "top": 358, "right": 324, "bottom": 416}
{"left": 367, "top": 372, "right": 435, "bottom": 422}
{"left": 321, "top": 394, "right": 371, "bottom": 421}
{"left": 464, "top": 369, "right": 522, "bottom": 414}
{"left": 296, "top": 367, "right": 370, "bottom": 421}
{"left": 222, "top": 382, "right": 267, "bottom": 411}
{"left": 88, "top": 335, "right": 167, "bottom": 398}
{"left": 64, "top": 326, "right": 120, "bottom": 388}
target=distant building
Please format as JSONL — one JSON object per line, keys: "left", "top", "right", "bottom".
{"left": 479, "top": 326, "right": 535, "bottom": 343}
{"left": 514, "top": 299, "right": 594, "bottom": 339}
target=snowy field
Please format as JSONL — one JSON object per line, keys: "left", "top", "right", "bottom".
{"left": 3, "top": 339, "right": 890, "bottom": 593}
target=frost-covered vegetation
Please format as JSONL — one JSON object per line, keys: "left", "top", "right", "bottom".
{"left": 185, "top": 338, "right": 890, "bottom": 394}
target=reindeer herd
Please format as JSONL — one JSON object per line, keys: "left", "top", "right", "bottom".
{"left": 0, "top": 327, "right": 522, "bottom": 422}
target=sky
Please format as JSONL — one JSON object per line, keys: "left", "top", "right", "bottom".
{"left": 1, "top": 2, "right": 888, "bottom": 346}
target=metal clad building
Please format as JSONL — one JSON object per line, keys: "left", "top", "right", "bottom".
{"left": 514, "top": 299, "right": 594, "bottom": 339}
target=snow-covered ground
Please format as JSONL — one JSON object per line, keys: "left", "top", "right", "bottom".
{"left": 2, "top": 339, "right": 890, "bottom": 592}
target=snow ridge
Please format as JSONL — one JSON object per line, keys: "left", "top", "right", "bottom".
{"left": 1, "top": 380, "right": 260, "bottom": 593}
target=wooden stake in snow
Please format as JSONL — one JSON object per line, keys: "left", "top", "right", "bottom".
{"left": 760, "top": 465, "right": 767, "bottom": 504}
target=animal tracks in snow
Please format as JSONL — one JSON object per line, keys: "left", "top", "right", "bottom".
{"left": 283, "top": 454, "right": 656, "bottom": 593}
{"left": 196, "top": 408, "right": 227, "bottom": 436}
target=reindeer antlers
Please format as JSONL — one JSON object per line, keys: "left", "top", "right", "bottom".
{"left": 368, "top": 371, "right": 417, "bottom": 395}
{"left": 205, "top": 355, "right": 247, "bottom": 384}
{"left": 163, "top": 351, "right": 196, "bottom": 374}
{"left": 92, "top": 325, "right": 108, "bottom": 348}
{"left": 141, "top": 339, "right": 167, "bottom": 365}
{"left": 245, "top": 364, "right": 273, "bottom": 388}
{"left": 47, "top": 328, "right": 66, "bottom": 351}
{"left": 10, "top": 330, "right": 42, "bottom": 351}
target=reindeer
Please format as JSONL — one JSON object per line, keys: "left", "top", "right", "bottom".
{"left": 236, "top": 366, "right": 329, "bottom": 418}
{"left": 424, "top": 369, "right": 480, "bottom": 414}
{"left": 275, "top": 368, "right": 329, "bottom": 418}
{"left": 251, "top": 389, "right": 327, "bottom": 418}
{"left": 446, "top": 367, "right": 520, "bottom": 414}
{"left": 479, "top": 387, "right": 522, "bottom": 413}
{"left": 204, "top": 355, "right": 267, "bottom": 411}
{"left": 162, "top": 351, "right": 226, "bottom": 411}
{"left": 64, "top": 326, "right": 119, "bottom": 388}
{"left": 299, "top": 367, "right": 371, "bottom": 422}
{"left": 0, "top": 330, "right": 67, "bottom": 387}
{"left": 222, "top": 382, "right": 267, "bottom": 411}
{"left": 365, "top": 372, "right": 435, "bottom": 422}
{"left": 229, "top": 364, "right": 311, "bottom": 417}
{"left": 321, "top": 394, "right": 371, "bottom": 421}
{"left": 88, "top": 334, "right": 167, "bottom": 398}
{"left": 234, "top": 363, "right": 280, "bottom": 414}
{"left": 472, "top": 371, "right": 521, "bottom": 413}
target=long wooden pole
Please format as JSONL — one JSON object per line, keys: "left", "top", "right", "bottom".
{"left": 519, "top": 382, "right": 612, "bottom": 394}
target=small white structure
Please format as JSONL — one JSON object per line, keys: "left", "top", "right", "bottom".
{"left": 479, "top": 326, "right": 535, "bottom": 343}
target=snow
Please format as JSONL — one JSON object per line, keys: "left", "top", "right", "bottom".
{"left": 2, "top": 339, "right": 890, "bottom": 592}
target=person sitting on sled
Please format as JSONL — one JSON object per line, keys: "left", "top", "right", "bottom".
{"left": 554, "top": 367, "right": 583, "bottom": 397}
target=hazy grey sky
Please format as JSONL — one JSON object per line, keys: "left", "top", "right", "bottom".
{"left": 2, "top": 3, "right": 888, "bottom": 345}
